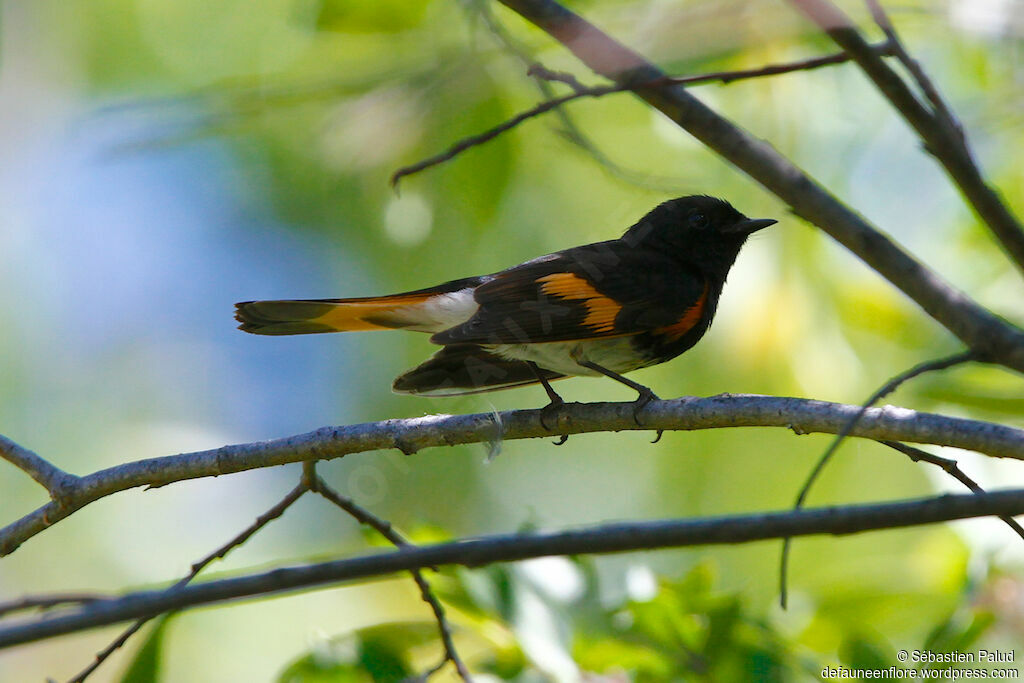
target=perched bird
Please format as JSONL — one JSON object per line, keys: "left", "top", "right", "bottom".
{"left": 236, "top": 195, "right": 775, "bottom": 428}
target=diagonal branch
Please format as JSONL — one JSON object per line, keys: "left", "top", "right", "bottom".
{"left": 492, "top": 0, "right": 1024, "bottom": 373}
{"left": 65, "top": 483, "right": 309, "bottom": 683}
{"left": 863, "top": 0, "right": 963, "bottom": 141}
{"left": 1, "top": 395, "right": 1022, "bottom": 559}
{"left": 392, "top": 42, "right": 893, "bottom": 187}
{"left": 880, "top": 440, "right": 1024, "bottom": 542}
{"left": 309, "top": 473, "right": 472, "bottom": 682}
{"left": 4, "top": 489, "right": 1024, "bottom": 649}
{"left": 471, "top": 1, "right": 688, "bottom": 193}
{"left": 0, "top": 434, "right": 80, "bottom": 500}
{"left": 392, "top": 83, "right": 621, "bottom": 187}
{"left": 779, "top": 350, "right": 977, "bottom": 607}
{"left": 789, "top": 0, "right": 1024, "bottom": 276}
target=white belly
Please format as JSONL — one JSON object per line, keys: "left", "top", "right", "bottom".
{"left": 488, "top": 337, "right": 646, "bottom": 376}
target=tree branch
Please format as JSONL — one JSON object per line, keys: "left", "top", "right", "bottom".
{"left": 471, "top": 1, "right": 688, "bottom": 194}
{"left": 491, "top": 0, "right": 1024, "bottom": 373}
{"left": 879, "top": 440, "right": 1024, "bottom": 542}
{"left": 391, "top": 42, "right": 893, "bottom": 187}
{"left": 2, "top": 395, "right": 1022, "bottom": 559}
{"left": 0, "top": 434, "right": 80, "bottom": 499}
{"left": 789, "top": 0, "right": 1024, "bottom": 276}
{"left": 779, "top": 350, "right": 978, "bottom": 606}
{"left": 4, "top": 489, "right": 1024, "bottom": 648}
{"left": 66, "top": 483, "right": 309, "bottom": 683}
{"left": 309, "top": 473, "right": 472, "bottom": 682}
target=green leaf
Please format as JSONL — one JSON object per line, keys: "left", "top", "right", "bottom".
{"left": 703, "top": 597, "right": 742, "bottom": 658}
{"left": 923, "top": 609, "right": 997, "bottom": 656}
{"left": 839, "top": 634, "right": 892, "bottom": 671}
{"left": 315, "top": 0, "right": 431, "bottom": 33}
{"left": 574, "top": 636, "right": 673, "bottom": 679}
{"left": 118, "top": 615, "right": 174, "bottom": 683}
{"left": 277, "top": 622, "right": 437, "bottom": 683}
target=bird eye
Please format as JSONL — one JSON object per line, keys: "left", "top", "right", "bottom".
{"left": 689, "top": 212, "right": 709, "bottom": 228}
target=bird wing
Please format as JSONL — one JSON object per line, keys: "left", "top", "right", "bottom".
{"left": 431, "top": 244, "right": 710, "bottom": 345}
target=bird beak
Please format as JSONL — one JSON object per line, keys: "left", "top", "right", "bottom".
{"left": 731, "top": 217, "right": 777, "bottom": 234}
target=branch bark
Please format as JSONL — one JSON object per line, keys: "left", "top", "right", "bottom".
{"left": 4, "top": 488, "right": 1024, "bottom": 648}
{"left": 492, "top": 0, "right": 1024, "bottom": 373}
{"left": 0, "top": 434, "right": 79, "bottom": 499}
{"left": 3, "top": 394, "right": 1022, "bottom": 558}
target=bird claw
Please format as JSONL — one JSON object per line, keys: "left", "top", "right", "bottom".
{"left": 631, "top": 388, "right": 660, "bottom": 426}
{"left": 540, "top": 398, "right": 570, "bottom": 446}
{"left": 632, "top": 388, "right": 662, "bottom": 443}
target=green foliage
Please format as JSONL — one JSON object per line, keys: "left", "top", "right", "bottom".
{"left": 315, "top": 0, "right": 431, "bottom": 33}
{"left": 278, "top": 623, "right": 438, "bottom": 683}
{"left": 279, "top": 563, "right": 824, "bottom": 681}
{"left": 118, "top": 615, "right": 174, "bottom": 683}
{"left": 273, "top": 556, "right": 1024, "bottom": 681}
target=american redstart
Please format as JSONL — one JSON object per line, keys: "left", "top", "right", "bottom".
{"left": 236, "top": 195, "right": 775, "bottom": 419}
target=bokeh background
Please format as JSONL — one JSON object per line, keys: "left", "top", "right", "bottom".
{"left": 2, "top": 0, "right": 1024, "bottom": 680}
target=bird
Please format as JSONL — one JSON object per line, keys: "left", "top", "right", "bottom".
{"left": 235, "top": 195, "right": 775, "bottom": 438}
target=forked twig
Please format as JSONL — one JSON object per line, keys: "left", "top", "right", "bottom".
{"left": 778, "top": 350, "right": 978, "bottom": 608}
{"left": 880, "top": 440, "right": 1024, "bottom": 542}
{"left": 307, "top": 469, "right": 472, "bottom": 682}
{"left": 863, "top": 0, "right": 965, "bottom": 147}
{"left": 67, "top": 483, "right": 309, "bottom": 683}
{"left": 391, "top": 42, "right": 893, "bottom": 187}
{"left": 789, "top": 0, "right": 1024, "bottom": 276}
{"left": 0, "top": 434, "right": 80, "bottom": 500}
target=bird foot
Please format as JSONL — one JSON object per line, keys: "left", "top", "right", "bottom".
{"left": 632, "top": 387, "right": 662, "bottom": 442}
{"left": 540, "top": 398, "right": 570, "bottom": 446}
{"left": 632, "top": 387, "right": 659, "bottom": 424}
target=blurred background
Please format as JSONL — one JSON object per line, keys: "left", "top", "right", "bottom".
{"left": 1, "top": 0, "right": 1023, "bottom": 680}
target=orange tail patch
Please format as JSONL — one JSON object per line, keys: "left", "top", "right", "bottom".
{"left": 235, "top": 293, "right": 435, "bottom": 336}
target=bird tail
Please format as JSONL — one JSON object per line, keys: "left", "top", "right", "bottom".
{"left": 235, "top": 277, "right": 483, "bottom": 336}
{"left": 392, "top": 345, "right": 564, "bottom": 396}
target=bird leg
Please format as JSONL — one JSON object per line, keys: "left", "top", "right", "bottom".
{"left": 528, "top": 362, "right": 569, "bottom": 445}
{"left": 575, "top": 360, "right": 663, "bottom": 443}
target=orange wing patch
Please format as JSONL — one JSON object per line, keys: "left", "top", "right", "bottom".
{"left": 537, "top": 273, "right": 622, "bottom": 334}
{"left": 655, "top": 283, "right": 709, "bottom": 341}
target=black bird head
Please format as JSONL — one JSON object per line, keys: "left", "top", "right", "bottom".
{"left": 622, "top": 195, "right": 776, "bottom": 276}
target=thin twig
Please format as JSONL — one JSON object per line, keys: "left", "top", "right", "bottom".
{"left": 789, "top": 0, "right": 1024, "bottom": 277}
{"left": 391, "top": 84, "right": 621, "bottom": 187}
{"left": 0, "top": 594, "right": 104, "bottom": 619}
{"left": 0, "top": 434, "right": 80, "bottom": 499}
{"left": 66, "top": 483, "right": 309, "bottom": 683}
{"left": 778, "top": 350, "right": 978, "bottom": 608}
{"left": 863, "top": 0, "right": 965, "bottom": 147}
{"left": 879, "top": 440, "right": 1024, "bottom": 542}
{"left": 391, "top": 43, "right": 892, "bottom": 187}
{"left": 309, "top": 474, "right": 472, "bottom": 681}
{"left": 6, "top": 489, "right": 1024, "bottom": 649}
{"left": 526, "top": 64, "right": 588, "bottom": 92}
{"left": 471, "top": 1, "right": 687, "bottom": 193}
{"left": 3, "top": 395, "right": 1023, "bottom": 560}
